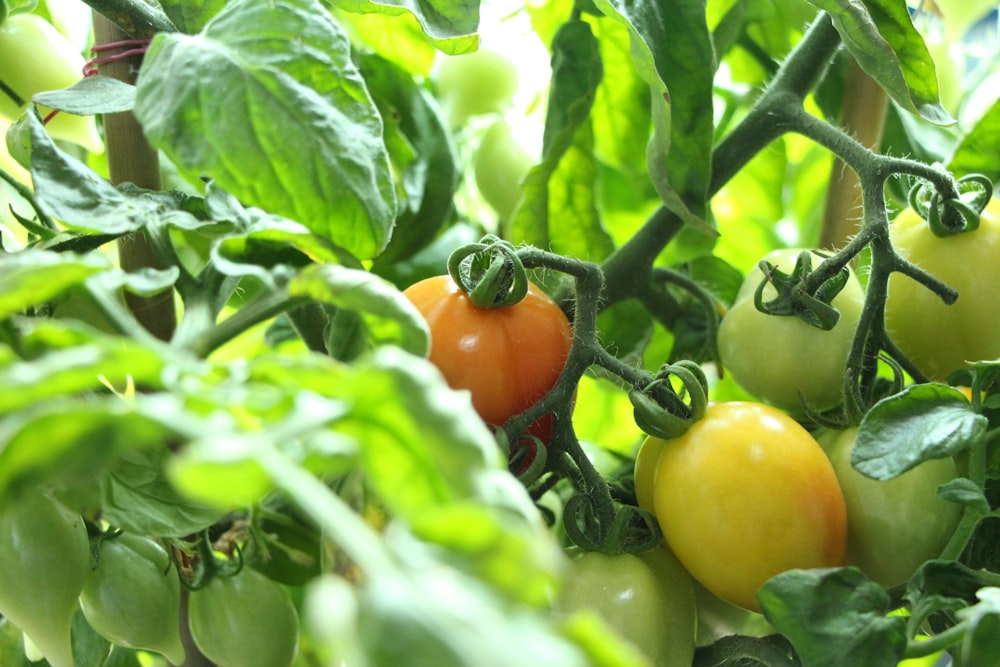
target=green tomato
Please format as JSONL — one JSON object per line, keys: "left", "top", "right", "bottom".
{"left": 433, "top": 46, "right": 519, "bottom": 129}
{"left": 717, "top": 248, "right": 865, "bottom": 413}
{"left": 473, "top": 116, "right": 537, "bottom": 219}
{"left": 188, "top": 567, "right": 299, "bottom": 667}
{"left": 923, "top": 31, "right": 965, "bottom": 115}
{"left": 0, "top": 12, "right": 102, "bottom": 152}
{"left": 561, "top": 548, "right": 697, "bottom": 666}
{"left": 79, "top": 533, "right": 186, "bottom": 664}
{"left": 885, "top": 198, "right": 1000, "bottom": 381}
{"left": 0, "top": 491, "right": 90, "bottom": 667}
{"left": 822, "top": 427, "right": 963, "bottom": 589}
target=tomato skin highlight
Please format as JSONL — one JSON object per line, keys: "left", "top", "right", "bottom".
{"left": 188, "top": 567, "right": 299, "bottom": 667}
{"left": 886, "top": 198, "right": 1000, "bottom": 381}
{"left": 402, "top": 274, "right": 572, "bottom": 440}
{"left": 821, "top": 427, "right": 963, "bottom": 588}
{"left": 79, "top": 533, "right": 186, "bottom": 664}
{"left": 717, "top": 248, "right": 864, "bottom": 413}
{"left": 561, "top": 548, "right": 697, "bottom": 666}
{"left": 0, "top": 491, "right": 90, "bottom": 667}
{"left": 651, "top": 402, "right": 848, "bottom": 611}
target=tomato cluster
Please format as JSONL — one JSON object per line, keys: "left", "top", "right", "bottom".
{"left": 0, "top": 491, "right": 300, "bottom": 667}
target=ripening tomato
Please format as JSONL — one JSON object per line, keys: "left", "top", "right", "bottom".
{"left": 885, "top": 197, "right": 1000, "bottom": 381}
{"left": 402, "top": 274, "right": 572, "bottom": 441}
{"left": 651, "top": 402, "right": 848, "bottom": 611}
{"left": 821, "top": 427, "right": 963, "bottom": 588}
{"left": 717, "top": 248, "right": 865, "bottom": 413}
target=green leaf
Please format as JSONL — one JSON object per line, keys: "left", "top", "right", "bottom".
{"left": 357, "top": 53, "right": 459, "bottom": 264}
{"left": 853, "top": 384, "right": 988, "bottom": 480}
{"left": 509, "top": 20, "right": 615, "bottom": 260}
{"left": 134, "top": 0, "right": 396, "bottom": 259}
{"left": 0, "top": 399, "right": 171, "bottom": 501}
{"left": 805, "top": 0, "right": 952, "bottom": 125}
{"left": 324, "top": 0, "right": 480, "bottom": 50}
{"left": 758, "top": 567, "right": 907, "bottom": 667}
{"left": 948, "top": 97, "right": 1000, "bottom": 186}
{"left": 591, "top": 0, "right": 716, "bottom": 232}
{"left": 158, "top": 0, "right": 227, "bottom": 32}
{"left": 16, "top": 111, "right": 202, "bottom": 234}
{"left": 100, "top": 447, "right": 224, "bottom": 537}
{"left": 288, "top": 263, "right": 430, "bottom": 356}
{"left": 937, "top": 477, "right": 990, "bottom": 513}
{"left": 0, "top": 250, "right": 108, "bottom": 319}
{"left": 958, "top": 588, "right": 1000, "bottom": 665}
{"left": 906, "top": 559, "right": 988, "bottom": 623}
{"left": 0, "top": 320, "right": 166, "bottom": 414}
{"left": 32, "top": 76, "right": 135, "bottom": 115}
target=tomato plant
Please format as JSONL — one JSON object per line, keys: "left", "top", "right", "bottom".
{"left": 402, "top": 273, "right": 572, "bottom": 441}
{"left": 717, "top": 248, "right": 865, "bottom": 413}
{"left": 188, "top": 567, "right": 300, "bottom": 667}
{"left": 79, "top": 533, "right": 186, "bottom": 663}
{"left": 651, "top": 402, "right": 848, "bottom": 611}
{"left": 0, "top": 11, "right": 102, "bottom": 152}
{"left": 821, "top": 427, "right": 963, "bottom": 588}
{"left": 0, "top": 491, "right": 89, "bottom": 667}
{"left": 885, "top": 197, "right": 1000, "bottom": 381}
{"left": 560, "top": 548, "right": 697, "bottom": 666}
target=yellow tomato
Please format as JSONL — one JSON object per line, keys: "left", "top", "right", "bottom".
{"left": 652, "top": 402, "right": 848, "bottom": 611}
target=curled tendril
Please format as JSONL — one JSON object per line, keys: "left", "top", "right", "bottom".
{"left": 752, "top": 251, "right": 846, "bottom": 330}
{"left": 630, "top": 360, "right": 709, "bottom": 440}
{"left": 508, "top": 435, "right": 549, "bottom": 486}
{"left": 446, "top": 234, "right": 529, "bottom": 309}
{"left": 562, "top": 495, "right": 663, "bottom": 554}
{"left": 908, "top": 175, "right": 994, "bottom": 238}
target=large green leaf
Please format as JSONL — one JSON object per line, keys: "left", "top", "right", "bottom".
{"left": 325, "top": 0, "right": 480, "bottom": 52}
{"left": 288, "top": 263, "right": 430, "bottom": 356}
{"left": 158, "top": 0, "right": 227, "bottom": 32}
{"left": 509, "top": 20, "right": 615, "bottom": 260}
{"left": 591, "top": 0, "right": 716, "bottom": 231}
{"left": 134, "top": 0, "right": 396, "bottom": 260}
{"left": 0, "top": 250, "right": 107, "bottom": 319}
{"left": 759, "top": 567, "right": 907, "bottom": 666}
{"left": 948, "top": 98, "right": 1000, "bottom": 185}
{"left": 806, "top": 0, "right": 952, "bottom": 125}
{"left": 853, "top": 383, "right": 988, "bottom": 480}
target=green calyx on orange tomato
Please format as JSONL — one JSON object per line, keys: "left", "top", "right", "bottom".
{"left": 717, "top": 248, "right": 864, "bottom": 413}
{"left": 641, "top": 401, "right": 848, "bottom": 611}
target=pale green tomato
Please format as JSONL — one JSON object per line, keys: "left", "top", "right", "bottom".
{"left": 822, "top": 427, "right": 962, "bottom": 588}
{"left": 0, "top": 13, "right": 103, "bottom": 152}
{"left": 473, "top": 116, "right": 537, "bottom": 219}
{"left": 717, "top": 248, "right": 865, "bottom": 413}
{"left": 433, "top": 46, "right": 519, "bottom": 129}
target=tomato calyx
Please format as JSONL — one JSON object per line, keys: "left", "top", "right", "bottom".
{"left": 446, "top": 234, "right": 529, "bottom": 309}
{"left": 564, "top": 492, "right": 662, "bottom": 555}
{"left": 752, "top": 250, "right": 850, "bottom": 331}
{"left": 630, "top": 360, "right": 708, "bottom": 440}
{"left": 908, "top": 175, "right": 994, "bottom": 238}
